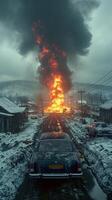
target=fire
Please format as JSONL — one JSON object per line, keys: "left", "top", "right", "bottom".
{"left": 44, "top": 74, "right": 70, "bottom": 113}
{"left": 33, "top": 22, "right": 71, "bottom": 114}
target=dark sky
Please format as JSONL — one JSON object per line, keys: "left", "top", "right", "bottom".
{"left": 0, "top": 0, "right": 98, "bottom": 55}
{"left": 0, "top": 0, "right": 111, "bottom": 85}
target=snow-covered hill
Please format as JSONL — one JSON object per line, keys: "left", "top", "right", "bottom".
{"left": 0, "top": 80, "right": 112, "bottom": 100}
{"left": 0, "top": 80, "right": 40, "bottom": 98}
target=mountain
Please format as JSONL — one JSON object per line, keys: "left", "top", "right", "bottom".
{"left": 0, "top": 80, "right": 40, "bottom": 99}
{"left": 0, "top": 80, "right": 112, "bottom": 99}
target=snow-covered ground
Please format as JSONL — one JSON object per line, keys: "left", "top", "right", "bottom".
{"left": 0, "top": 117, "right": 43, "bottom": 200}
{"left": 85, "top": 138, "right": 112, "bottom": 194}
{"left": 66, "top": 119, "right": 87, "bottom": 145}
{"left": 67, "top": 118, "right": 112, "bottom": 194}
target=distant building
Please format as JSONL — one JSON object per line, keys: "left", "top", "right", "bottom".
{"left": 0, "top": 97, "right": 27, "bottom": 133}
{"left": 100, "top": 101, "right": 112, "bottom": 123}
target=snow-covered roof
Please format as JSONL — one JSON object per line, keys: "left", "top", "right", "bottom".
{"left": 0, "top": 97, "right": 25, "bottom": 114}
{"left": 0, "top": 112, "right": 14, "bottom": 116}
{"left": 100, "top": 101, "right": 112, "bottom": 110}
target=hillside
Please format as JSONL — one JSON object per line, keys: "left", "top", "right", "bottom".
{"left": 0, "top": 80, "right": 40, "bottom": 99}
{"left": 0, "top": 80, "right": 112, "bottom": 99}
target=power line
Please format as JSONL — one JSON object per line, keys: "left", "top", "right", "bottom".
{"left": 101, "top": 75, "right": 112, "bottom": 86}
{"left": 89, "top": 69, "right": 112, "bottom": 86}
{"left": 86, "top": 69, "right": 112, "bottom": 93}
{"left": 90, "top": 74, "right": 112, "bottom": 93}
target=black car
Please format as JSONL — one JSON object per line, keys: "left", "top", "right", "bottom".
{"left": 29, "top": 136, "right": 82, "bottom": 179}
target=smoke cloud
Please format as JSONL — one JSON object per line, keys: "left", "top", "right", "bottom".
{"left": 0, "top": 0, "right": 99, "bottom": 55}
{"left": 0, "top": 0, "right": 99, "bottom": 92}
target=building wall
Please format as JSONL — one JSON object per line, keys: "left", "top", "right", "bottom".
{"left": 0, "top": 112, "right": 28, "bottom": 133}
{"left": 0, "top": 106, "right": 9, "bottom": 114}
{"left": 0, "top": 115, "right": 12, "bottom": 132}
{"left": 100, "top": 108, "right": 112, "bottom": 123}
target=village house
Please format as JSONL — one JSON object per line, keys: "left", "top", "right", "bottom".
{"left": 0, "top": 97, "right": 28, "bottom": 133}
{"left": 99, "top": 101, "right": 112, "bottom": 123}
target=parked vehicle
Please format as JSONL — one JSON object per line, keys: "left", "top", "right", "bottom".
{"left": 29, "top": 133, "right": 82, "bottom": 179}
{"left": 87, "top": 122, "right": 112, "bottom": 138}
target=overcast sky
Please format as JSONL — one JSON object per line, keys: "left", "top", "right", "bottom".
{"left": 76, "top": 0, "right": 112, "bottom": 84}
{"left": 0, "top": 0, "right": 112, "bottom": 85}
{"left": 0, "top": 23, "right": 37, "bottom": 82}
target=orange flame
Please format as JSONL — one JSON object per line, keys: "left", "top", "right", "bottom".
{"left": 32, "top": 23, "right": 71, "bottom": 114}
{"left": 44, "top": 74, "right": 70, "bottom": 113}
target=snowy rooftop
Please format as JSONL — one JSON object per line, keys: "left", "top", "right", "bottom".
{"left": 100, "top": 101, "right": 112, "bottom": 110}
{"left": 0, "top": 112, "right": 14, "bottom": 117}
{"left": 0, "top": 97, "right": 25, "bottom": 114}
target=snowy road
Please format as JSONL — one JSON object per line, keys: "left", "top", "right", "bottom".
{"left": 15, "top": 162, "right": 107, "bottom": 200}
{"left": 15, "top": 115, "right": 107, "bottom": 200}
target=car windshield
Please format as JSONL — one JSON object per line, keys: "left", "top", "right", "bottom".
{"left": 39, "top": 140, "right": 73, "bottom": 152}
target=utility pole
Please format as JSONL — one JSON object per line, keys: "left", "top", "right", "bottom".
{"left": 78, "top": 90, "right": 85, "bottom": 117}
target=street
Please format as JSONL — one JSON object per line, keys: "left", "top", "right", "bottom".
{"left": 15, "top": 116, "right": 107, "bottom": 200}
{"left": 15, "top": 158, "right": 106, "bottom": 200}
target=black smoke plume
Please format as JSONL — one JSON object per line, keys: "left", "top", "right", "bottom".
{"left": 0, "top": 0, "right": 99, "bottom": 91}
{"left": 0, "top": 0, "right": 99, "bottom": 55}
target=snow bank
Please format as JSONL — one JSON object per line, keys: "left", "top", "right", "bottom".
{"left": 67, "top": 118, "right": 112, "bottom": 194}
{"left": 66, "top": 119, "right": 87, "bottom": 145}
{"left": 84, "top": 138, "right": 112, "bottom": 194}
{"left": 0, "top": 117, "right": 43, "bottom": 200}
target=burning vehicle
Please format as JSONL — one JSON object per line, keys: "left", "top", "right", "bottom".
{"left": 29, "top": 132, "right": 82, "bottom": 179}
